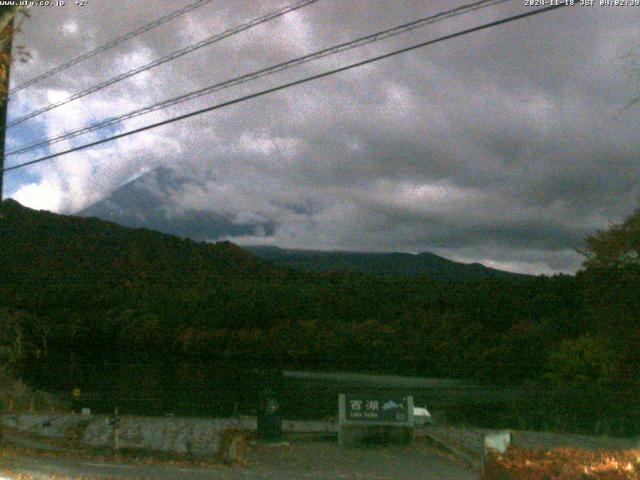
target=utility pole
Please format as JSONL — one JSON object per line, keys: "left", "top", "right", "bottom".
{"left": 0, "top": 17, "right": 14, "bottom": 201}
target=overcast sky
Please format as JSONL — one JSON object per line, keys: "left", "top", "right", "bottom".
{"left": 4, "top": 0, "right": 639, "bottom": 274}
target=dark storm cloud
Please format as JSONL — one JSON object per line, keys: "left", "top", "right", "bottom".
{"left": 6, "top": 0, "right": 640, "bottom": 274}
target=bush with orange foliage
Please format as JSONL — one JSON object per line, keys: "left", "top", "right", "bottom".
{"left": 481, "top": 446, "right": 640, "bottom": 480}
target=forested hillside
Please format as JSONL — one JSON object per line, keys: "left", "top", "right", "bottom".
{"left": 0, "top": 199, "right": 574, "bottom": 376}
{"left": 1, "top": 198, "right": 638, "bottom": 435}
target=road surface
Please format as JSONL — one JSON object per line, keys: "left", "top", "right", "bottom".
{"left": 0, "top": 438, "right": 476, "bottom": 479}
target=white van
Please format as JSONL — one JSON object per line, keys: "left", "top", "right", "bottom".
{"left": 413, "top": 406, "right": 433, "bottom": 426}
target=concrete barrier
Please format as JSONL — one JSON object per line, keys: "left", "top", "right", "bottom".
{"left": 424, "top": 426, "right": 485, "bottom": 468}
{"left": 482, "top": 430, "right": 512, "bottom": 469}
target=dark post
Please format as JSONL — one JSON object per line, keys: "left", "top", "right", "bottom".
{"left": 109, "top": 406, "right": 121, "bottom": 450}
{"left": 0, "top": 18, "right": 14, "bottom": 201}
{"left": 114, "top": 406, "right": 120, "bottom": 450}
{"left": 256, "top": 369, "right": 283, "bottom": 441}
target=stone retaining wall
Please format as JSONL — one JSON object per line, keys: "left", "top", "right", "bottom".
{"left": 1, "top": 413, "right": 337, "bottom": 456}
{"left": 1, "top": 413, "right": 239, "bottom": 457}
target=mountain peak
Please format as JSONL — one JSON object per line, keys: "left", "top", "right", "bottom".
{"left": 76, "top": 167, "right": 275, "bottom": 242}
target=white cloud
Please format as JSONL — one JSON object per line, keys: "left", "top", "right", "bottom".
{"left": 12, "top": 180, "right": 64, "bottom": 212}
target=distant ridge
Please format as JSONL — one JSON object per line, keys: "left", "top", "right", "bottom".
{"left": 245, "top": 245, "right": 528, "bottom": 279}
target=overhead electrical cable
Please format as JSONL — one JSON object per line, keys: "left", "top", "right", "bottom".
{"left": 9, "top": 0, "right": 217, "bottom": 95}
{"left": 7, "top": 0, "right": 509, "bottom": 158}
{"left": 6, "top": 0, "right": 322, "bottom": 128}
{"left": 2, "top": 3, "right": 569, "bottom": 175}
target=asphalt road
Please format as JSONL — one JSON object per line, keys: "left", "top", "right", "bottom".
{"left": 1, "top": 438, "right": 477, "bottom": 479}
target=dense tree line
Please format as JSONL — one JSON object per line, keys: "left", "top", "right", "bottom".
{"left": 0, "top": 199, "right": 638, "bottom": 435}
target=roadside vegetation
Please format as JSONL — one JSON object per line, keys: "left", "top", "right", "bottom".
{"left": 0, "top": 366, "right": 65, "bottom": 414}
{"left": 482, "top": 447, "right": 640, "bottom": 479}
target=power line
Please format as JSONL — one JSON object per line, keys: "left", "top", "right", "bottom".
{"left": 9, "top": 0, "right": 217, "bottom": 96}
{"left": 6, "top": 0, "right": 321, "bottom": 129}
{"left": 6, "top": 0, "right": 509, "bottom": 158}
{"left": 2, "top": 3, "right": 569, "bottom": 175}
